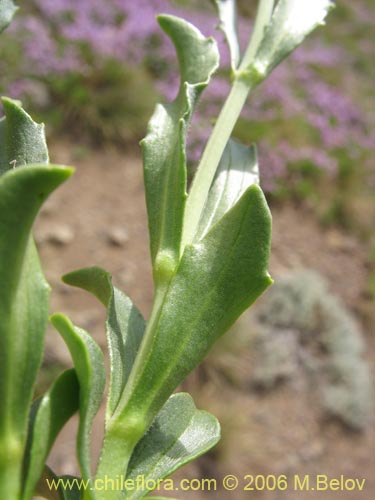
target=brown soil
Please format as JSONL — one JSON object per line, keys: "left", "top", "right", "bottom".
{"left": 35, "top": 140, "right": 374, "bottom": 499}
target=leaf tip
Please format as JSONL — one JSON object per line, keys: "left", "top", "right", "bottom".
{"left": 1, "top": 95, "right": 24, "bottom": 114}
{"left": 50, "top": 312, "right": 70, "bottom": 330}
{"left": 62, "top": 266, "right": 112, "bottom": 306}
{"left": 265, "top": 272, "right": 274, "bottom": 288}
{"left": 54, "top": 164, "right": 75, "bottom": 179}
{"left": 156, "top": 13, "right": 175, "bottom": 31}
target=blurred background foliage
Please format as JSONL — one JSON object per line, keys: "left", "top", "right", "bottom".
{"left": 0, "top": 0, "right": 374, "bottom": 257}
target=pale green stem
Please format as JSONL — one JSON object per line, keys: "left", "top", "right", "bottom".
{"left": 113, "top": 282, "right": 169, "bottom": 417}
{"left": 241, "top": 0, "right": 275, "bottom": 68}
{"left": 181, "top": 78, "right": 253, "bottom": 248}
{"left": 181, "top": 0, "right": 275, "bottom": 249}
{"left": 89, "top": 430, "right": 138, "bottom": 500}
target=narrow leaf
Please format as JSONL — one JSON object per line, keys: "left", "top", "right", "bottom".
{"left": 22, "top": 370, "right": 80, "bottom": 500}
{"left": 195, "top": 139, "right": 258, "bottom": 240}
{"left": 252, "top": 0, "right": 334, "bottom": 78}
{"left": 0, "top": 0, "right": 18, "bottom": 33}
{"left": 115, "top": 185, "right": 272, "bottom": 437}
{"left": 50, "top": 314, "right": 106, "bottom": 483}
{"left": 212, "top": 0, "right": 241, "bottom": 70}
{"left": 62, "top": 266, "right": 146, "bottom": 420}
{"left": 35, "top": 466, "right": 81, "bottom": 500}
{"left": 0, "top": 165, "right": 73, "bottom": 497}
{"left": 0, "top": 97, "right": 49, "bottom": 174}
{"left": 62, "top": 266, "right": 112, "bottom": 307}
{"left": 0, "top": 82, "right": 71, "bottom": 500}
{"left": 141, "top": 15, "right": 219, "bottom": 281}
{"left": 125, "top": 393, "right": 220, "bottom": 500}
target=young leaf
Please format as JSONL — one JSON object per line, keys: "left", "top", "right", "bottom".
{"left": 212, "top": 0, "right": 241, "bottom": 70}
{"left": 124, "top": 393, "right": 220, "bottom": 500}
{"left": 22, "top": 369, "right": 80, "bottom": 500}
{"left": 0, "top": 0, "right": 18, "bottom": 33}
{"left": 50, "top": 314, "right": 106, "bottom": 484}
{"left": 0, "top": 97, "right": 49, "bottom": 174}
{"left": 251, "top": 0, "right": 334, "bottom": 79}
{"left": 195, "top": 139, "right": 258, "bottom": 240}
{"left": 114, "top": 185, "right": 272, "bottom": 442}
{"left": 141, "top": 15, "right": 219, "bottom": 283}
{"left": 0, "top": 165, "right": 73, "bottom": 499}
{"left": 62, "top": 266, "right": 146, "bottom": 420}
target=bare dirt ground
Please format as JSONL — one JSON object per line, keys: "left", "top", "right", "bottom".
{"left": 34, "top": 141, "right": 374, "bottom": 499}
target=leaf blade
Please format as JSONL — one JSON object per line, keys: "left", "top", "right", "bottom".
{"left": 212, "top": 0, "right": 241, "bottom": 70}
{"left": 124, "top": 393, "right": 220, "bottom": 500}
{"left": 62, "top": 267, "right": 146, "bottom": 420}
{"left": 115, "top": 185, "right": 272, "bottom": 437}
{"left": 0, "top": 165, "right": 73, "bottom": 497}
{"left": 35, "top": 466, "right": 82, "bottom": 500}
{"left": 141, "top": 15, "right": 219, "bottom": 281}
{"left": 0, "top": 98, "right": 49, "bottom": 174}
{"left": 50, "top": 314, "right": 106, "bottom": 483}
{"left": 252, "top": 0, "right": 334, "bottom": 78}
{"left": 22, "top": 370, "right": 80, "bottom": 500}
{"left": 0, "top": 0, "right": 18, "bottom": 33}
{"left": 195, "top": 139, "right": 258, "bottom": 240}
{"left": 62, "top": 266, "right": 112, "bottom": 307}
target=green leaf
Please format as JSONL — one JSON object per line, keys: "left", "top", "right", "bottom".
{"left": 195, "top": 139, "right": 258, "bottom": 240}
{"left": 50, "top": 314, "right": 106, "bottom": 484}
{"left": 0, "top": 165, "right": 73, "bottom": 498}
{"left": 0, "top": 0, "right": 18, "bottom": 33}
{"left": 22, "top": 369, "right": 80, "bottom": 500}
{"left": 114, "top": 185, "right": 272, "bottom": 441}
{"left": 251, "top": 0, "right": 334, "bottom": 78}
{"left": 212, "top": 0, "right": 241, "bottom": 70}
{"left": 35, "top": 466, "right": 82, "bottom": 500}
{"left": 62, "top": 266, "right": 112, "bottom": 307}
{"left": 0, "top": 97, "right": 49, "bottom": 174}
{"left": 124, "top": 393, "right": 220, "bottom": 500}
{"left": 141, "top": 15, "right": 219, "bottom": 283}
{"left": 62, "top": 266, "right": 146, "bottom": 421}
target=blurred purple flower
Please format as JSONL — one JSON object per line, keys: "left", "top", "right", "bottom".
{"left": 2, "top": 0, "right": 372, "bottom": 192}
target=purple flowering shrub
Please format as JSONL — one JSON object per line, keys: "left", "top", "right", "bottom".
{"left": 1, "top": 0, "right": 373, "bottom": 219}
